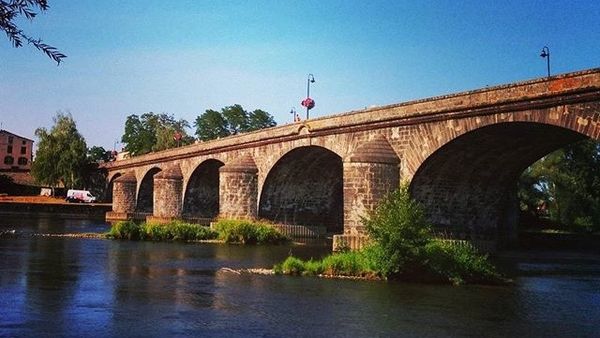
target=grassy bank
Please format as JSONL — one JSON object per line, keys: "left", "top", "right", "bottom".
{"left": 274, "top": 185, "right": 505, "bottom": 285}
{"left": 107, "top": 219, "right": 289, "bottom": 244}
{"left": 213, "top": 219, "right": 288, "bottom": 244}
{"left": 107, "top": 220, "right": 218, "bottom": 241}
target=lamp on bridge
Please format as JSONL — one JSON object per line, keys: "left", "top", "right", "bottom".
{"left": 173, "top": 131, "right": 182, "bottom": 147}
{"left": 540, "top": 46, "right": 550, "bottom": 78}
{"left": 301, "top": 73, "right": 316, "bottom": 120}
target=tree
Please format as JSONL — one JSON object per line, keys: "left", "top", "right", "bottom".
{"left": 194, "top": 105, "right": 277, "bottom": 141}
{"left": 31, "top": 112, "right": 87, "bottom": 190}
{"left": 518, "top": 139, "right": 600, "bottom": 232}
{"left": 121, "top": 114, "right": 158, "bottom": 156}
{"left": 248, "top": 109, "right": 277, "bottom": 131}
{"left": 88, "top": 146, "right": 111, "bottom": 163}
{"left": 194, "top": 109, "right": 230, "bottom": 141}
{"left": 154, "top": 118, "right": 194, "bottom": 151}
{"left": 0, "top": 0, "right": 66, "bottom": 64}
{"left": 221, "top": 104, "right": 249, "bottom": 135}
{"left": 121, "top": 112, "right": 193, "bottom": 156}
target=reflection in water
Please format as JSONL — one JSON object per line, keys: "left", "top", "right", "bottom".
{"left": 0, "top": 217, "right": 599, "bottom": 337}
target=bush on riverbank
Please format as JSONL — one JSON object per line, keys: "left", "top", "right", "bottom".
{"left": 107, "top": 219, "right": 288, "bottom": 244}
{"left": 213, "top": 219, "right": 289, "bottom": 244}
{"left": 274, "top": 250, "right": 378, "bottom": 278}
{"left": 274, "top": 184, "right": 504, "bottom": 285}
{"left": 107, "top": 220, "right": 217, "bottom": 241}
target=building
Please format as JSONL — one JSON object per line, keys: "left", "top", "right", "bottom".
{"left": 0, "top": 130, "right": 34, "bottom": 172}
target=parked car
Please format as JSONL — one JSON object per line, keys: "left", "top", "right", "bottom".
{"left": 65, "top": 189, "right": 96, "bottom": 203}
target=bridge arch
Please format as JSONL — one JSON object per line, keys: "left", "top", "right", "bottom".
{"left": 182, "top": 159, "right": 224, "bottom": 218}
{"left": 259, "top": 146, "right": 344, "bottom": 233}
{"left": 136, "top": 167, "right": 162, "bottom": 213}
{"left": 410, "top": 119, "right": 599, "bottom": 246}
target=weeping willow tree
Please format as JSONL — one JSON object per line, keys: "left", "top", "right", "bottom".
{"left": 518, "top": 139, "right": 600, "bottom": 233}
{"left": 31, "top": 112, "right": 87, "bottom": 191}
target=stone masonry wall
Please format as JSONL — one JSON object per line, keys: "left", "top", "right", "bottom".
{"left": 343, "top": 162, "right": 399, "bottom": 235}
{"left": 219, "top": 171, "right": 258, "bottom": 219}
{"left": 153, "top": 177, "right": 183, "bottom": 218}
{"left": 112, "top": 179, "right": 136, "bottom": 213}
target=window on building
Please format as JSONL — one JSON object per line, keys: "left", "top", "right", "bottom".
{"left": 8, "top": 136, "right": 13, "bottom": 144}
{"left": 21, "top": 146, "right": 26, "bottom": 154}
{"left": 22, "top": 140, "right": 26, "bottom": 145}
{"left": 18, "top": 157, "right": 28, "bottom": 165}
{"left": 7, "top": 145, "right": 12, "bottom": 154}
{"left": 4, "top": 156, "right": 14, "bottom": 165}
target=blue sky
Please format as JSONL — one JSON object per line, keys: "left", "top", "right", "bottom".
{"left": 1, "top": 0, "right": 599, "bottom": 150}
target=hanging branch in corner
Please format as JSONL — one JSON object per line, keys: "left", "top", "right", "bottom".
{"left": 0, "top": 0, "right": 67, "bottom": 65}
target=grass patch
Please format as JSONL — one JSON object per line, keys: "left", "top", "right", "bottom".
{"left": 107, "top": 219, "right": 287, "bottom": 245}
{"left": 273, "top": 251, "right": 377, "bottom": 278}
{"left": 107, "top": 220, "right": 143, "bottom": 240}
{"left": 107, "top": 220, "right": 217, "bottom": 241}
{"left": 213, "top": 219, "right": 289, "bottom": 244}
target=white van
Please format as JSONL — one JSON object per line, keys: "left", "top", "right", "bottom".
{"left": 66, "top": 190, "right": 96, "bottom": 203}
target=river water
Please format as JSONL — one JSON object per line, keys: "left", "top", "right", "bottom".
{"left": 1, "top": 216, "right": 599, "bottom": 337}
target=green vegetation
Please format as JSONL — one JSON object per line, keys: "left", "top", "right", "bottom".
{"left": 519, "top": 139, "right": 600, "bottom": 233}
{"left": 107, "top": 220, "right": 217, "bottom": 241}
{"left": 274, "top": 185, "right": 504, "bottom": 285}
{"left": 107, "top": 219, "right": 288, "bottom": 244}
{"left": 194, "top": 104, "right": 276, "bottom": 141}
{"left": 120, "top": 106, "right": 277, "bottom": 156}
{"left": 32, "top": 112, "right": 88, "bottom": 190}
{"left": 213, "top": 219, "right": 289, "bottom": 244}
{"left": 1, "top": 1, "right": 66, "bottom": 64}
{"left": 422, "top": 240, "right": 501, "bottom": 285}
{"left": 121, "top": 112, "right": 194, "bottom": 156}
{"left": 274, "top": 250, "right": 377, "bottom": 279}
{"left": 30, "top": 112, "right": 111, "bottom": 198}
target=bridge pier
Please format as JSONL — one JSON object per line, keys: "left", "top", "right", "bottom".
{"left": 219, "top": 154, "right": 258, "bottom": 220}
{"left": 147, "top": 165, "right": 183, "bottom": 224}
{"left": 334, "top": 136, "right": 400, "bottom": 250}
{"left": 105, "top": 172, "right": 137, "bottom": 222}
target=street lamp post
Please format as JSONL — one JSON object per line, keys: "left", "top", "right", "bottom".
{"left": 301, "top": 73, "right": 316, "bottom": 120}
{"left": 540, "top": 46, "right": 550, "bottom": 78}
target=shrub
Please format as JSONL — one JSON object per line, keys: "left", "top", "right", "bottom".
{"left": 362, "top": 184, "right": 432, "bottom": 276}
{"left": 321, "top": 251, "right": 375, "bottom": 277}
{"left": 422, "top": 240, "right": 501, "bottom": 285}
{"left": 213, "top": 219, "right": 288, "bottom": 244}
{"left": 144, "top": 222, "right": 169, "bottom": 240}
{"left": 274, "top": 256, "right": 308, "bottom": 275}
{"left": 108, "top": 221, "right": 216, "bottom": 242}
{"left": 107, "top": 221, "right": 143, "bottom": 240}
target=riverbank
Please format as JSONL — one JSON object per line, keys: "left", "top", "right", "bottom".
{"left": 0, "top": 200, "right": 111, "bottom": 219}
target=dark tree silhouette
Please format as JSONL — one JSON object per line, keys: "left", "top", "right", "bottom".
{"left": 1, "top": 0, "right": 66, "bottom": 64}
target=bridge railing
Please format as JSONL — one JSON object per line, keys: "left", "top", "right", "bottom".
{"left": 268, "top": 224, "right": 327, "bottom": 239}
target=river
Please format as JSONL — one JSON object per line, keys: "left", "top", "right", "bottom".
{"left": 1, "top": 216, "right": 599, "bottom": 337}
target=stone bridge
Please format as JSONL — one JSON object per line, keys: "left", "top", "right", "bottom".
{"left": 102, "top": 68, "right": 600, "bottom": 250}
